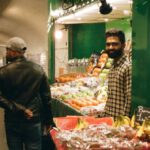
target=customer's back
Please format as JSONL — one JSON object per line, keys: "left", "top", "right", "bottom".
{"left": 0, "top": 57, "right": 46, "bottom": 123}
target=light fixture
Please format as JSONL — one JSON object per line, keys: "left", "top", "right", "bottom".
{"left": 128, "top": 0, "right": 133, "bottom": 4}
{"left": 77, "top": 17, "right": 81, "bottom": 20}
{"left": 123, "top": 10, "right": 130, "bottom": 15}
{"left": 112, "top": 6, "right": 117, "bottom": 10}
{"left": 99, "top": 0, "right": 112, "bottom": 15}
{"left": 55, "top": 30, "right": 63, "bottom": 40}
{"left": 104, "top": 18, "right": 109, "bottom": 22}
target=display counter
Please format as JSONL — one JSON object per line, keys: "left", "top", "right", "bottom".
{"left": 51, "top": 99, "right": 83, "bottom": 117}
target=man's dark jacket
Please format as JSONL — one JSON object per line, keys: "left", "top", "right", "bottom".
{"left": 0, "top": 57, "right": 53, "bottom": 125}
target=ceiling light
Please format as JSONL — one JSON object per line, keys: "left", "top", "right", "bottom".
{"left": 128, "top": 0, "right": 133, "bottom": 4}
{"left": 104, "top": 18, "right": 109, "bottom": 22}
{"left": 123, "top": 10, "right": 130, "bottom": 15}
{"left": 112, "top": 6, "right": 117, "bottom": 10}
{"left": 77, "top": 18, "right": 81, "bottom": 20}
{"left": 99, "top": 0, "right": 112, "bottom": 15}
{"left": 55, "top": 30, "right": 63, "bottom": 40}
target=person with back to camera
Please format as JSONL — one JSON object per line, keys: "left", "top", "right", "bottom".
{"left": 0, "top": 37, "right": 55, "bottom": 150}
{"left": 101, "top": 29, "right": 132, "bottom": 119}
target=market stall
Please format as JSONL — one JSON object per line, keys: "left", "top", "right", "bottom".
{"left": 47, "top": 0, "right": 150, "bottom": 149}
{"left": 49, "top": 0, "right": 132, "bottom": 117}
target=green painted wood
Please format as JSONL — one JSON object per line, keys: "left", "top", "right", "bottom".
{"left": 68, "top": 25, "right": 73, "bottom": 59}
{"left": 48, "top": 0, "right": 62, "bottom": 83}
{"left": 132, "top": 0, "right": 150, "bottom": 112}
{"left": 48, "top": 23, "right": 55, "bottom": 84}
{"left": 48, "top": 0, "right": 61, "bottom": 10}
{"left": 106, "top": 18, "right": 132, "bottom": 40}
{"left": 70, "top": 23, "right": 106, "bottom": 59}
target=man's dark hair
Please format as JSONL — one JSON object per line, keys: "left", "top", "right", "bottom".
{"left": 106, "top": 29, "right": 125, "bottom": 44}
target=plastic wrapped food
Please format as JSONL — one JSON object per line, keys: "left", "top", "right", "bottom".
{"left": 56, "top": 124, "right": 150, "bottom": 150}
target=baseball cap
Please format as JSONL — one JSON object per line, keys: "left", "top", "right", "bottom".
{"left": 6, "top": 37, "right": 27, "bottom": 51}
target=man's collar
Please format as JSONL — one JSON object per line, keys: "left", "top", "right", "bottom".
{"left": 114, "top": 54, "right": 126, "bottom": 66}
{"left": 7, "top": 56, "right": 26, "bottom": 64}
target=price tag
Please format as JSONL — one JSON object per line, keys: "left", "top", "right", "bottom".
{"left": 136, "top": 106, "right": 150, "bottom": 123}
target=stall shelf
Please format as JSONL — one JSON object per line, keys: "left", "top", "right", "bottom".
{"left": 51, "top": 99, "right": 83, "bottom": 117}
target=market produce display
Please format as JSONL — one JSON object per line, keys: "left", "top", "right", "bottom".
{"left": 50, "top": 116, "right": 150, "bottom": 150}
{"left": 87, "top": 53, "right": 113, "bottom": 76}
{"left": 53, "top": 116, "right": 79, "bottom": 130}
{"left": 80, "top": 103, "right": 106, "bottom": 116}
{"left": 51, "top": 76, "right": 108, "bottom": 115}
{"left": 56, "top": 124, "right": 149, "bottom": 150}
{"left": 55, "top": 73, "right": 87, "bottom": 83}
{"left": 53, "top": 116, "right": 113, "bottom": 130}
{"left": 51, "top": 52, "right": 114, "bottom": 116}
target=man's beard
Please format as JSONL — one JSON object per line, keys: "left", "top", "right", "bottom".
{"left": 106, "top": 49, "right": 123, "bottom": 59}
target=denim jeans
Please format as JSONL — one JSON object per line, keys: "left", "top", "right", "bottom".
{"left": 5, "top": 122, "right": 42, "bottom": 150}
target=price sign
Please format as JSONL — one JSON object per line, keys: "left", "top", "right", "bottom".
{"left": 136, "top": 106, "right": 150, "bottom": 123}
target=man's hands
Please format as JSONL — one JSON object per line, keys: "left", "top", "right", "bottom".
{"left": 24, "top": 109, "right": 33, "bottom": 119}
{"left": 42, "top": 125, "right": 53, "bottom": 136}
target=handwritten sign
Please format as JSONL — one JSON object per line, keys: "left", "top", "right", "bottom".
{"left": 136, "top": 106, "right": 150, "bottom": 123}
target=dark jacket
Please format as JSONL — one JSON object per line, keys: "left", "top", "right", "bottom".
{"left": 0, "top": 57, "right": 53, "bottom": 125}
